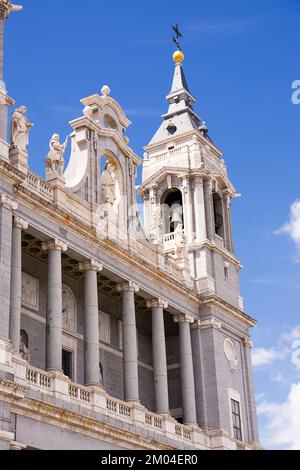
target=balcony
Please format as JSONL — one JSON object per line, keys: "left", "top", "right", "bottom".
{"left": 21, "top": 364, "right": 208, "bottom": 449}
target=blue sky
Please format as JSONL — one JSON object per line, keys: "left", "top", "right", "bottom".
{"left": 4, "top": 0, "right": 300, "bottom": 449}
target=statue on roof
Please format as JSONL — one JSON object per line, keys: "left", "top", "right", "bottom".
{"left": 10, "top": 106, "right": 33, "bottom": 152}
{"left": 45, "top": 133, "right": 68, "bottom": 179}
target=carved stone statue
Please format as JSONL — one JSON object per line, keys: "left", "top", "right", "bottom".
{"left": 45, "top": 133, "right": 68, "bottom": 179}
{"left": 174, "top": 224, "right": 187, "bottom": 259}
{"left": 62, "top": 286, "right": 76, "bottom": 332}
{"left": 149, "top": 205, "right": 162, "bottom": 241}
{"left": 10, "top": 106, "right": 33, "bottom": 152}
{"left": 100, "top": 161, "right": 120, "bottom": 218}
{"left": 20, "top": 338, "right": 31, "bottom": 362}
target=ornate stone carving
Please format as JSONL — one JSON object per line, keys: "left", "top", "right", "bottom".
{"left": 224, "top": 338, "right": 238, "bottom": 371}
{"left": 10, "top": 106, "right": 33, "bottom": 152}
{"left": 0, "top": 193, "right": 18, "bottom": 211}
{"left": 45, "top": 134, "right": 68, "bottom": 179}
{"left": 79, "top": 260, "right": 103, "bottom": 273}
{"left": 117, "top": 281, "right": 139, "bottom": 293}
{"left": 174, "top": 314, "right": 195, "bottom": 324}
{"left": 173, "top": 224, "right": 187, "bottom": 260}
{"left": 21, "top": 272, "right": 38, "bottom": 310}
{"left": 42, "top": 239, "right": 68, "bottom": 252}
{"left": 99, "top": 161, "right": 121, "bottom": 218}
{"left": 62, "top": 285, "right": 76, "bottom": 332}
{"left": 147, "top": 299, "right": 168, "bottom": 309}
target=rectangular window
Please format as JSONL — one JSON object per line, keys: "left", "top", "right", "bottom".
{"left": 100, "top": 311, "right": 111, "bottom": 344}
{"left": 62, "top": 349, "right": 73, "bottom": 379}
{"left": 231, "top": 399, "right": 243, "bottom": 441}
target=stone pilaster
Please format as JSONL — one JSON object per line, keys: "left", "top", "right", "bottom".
{"left": 174, "top": 313, "right": 197, "bottom": 426}
{"left": 42, "top": 239, "right": 67, "bottom": 373}
{"left": 147, "top": 298, "right": 169, "bottom": 415}
{"left": 79, "top": 260, "right": 103, "bottom": 387}
{"left": 192, "top": 176, "right": 207, "bottom": 243}
{"left": 203, "top": 179, "right": 214, "bottom": 241}
{"left": 117, "top": 281, "right": 139, "bottom": 402}
{"left": 182, "top": 176, "right": 194, "bottom": 244}
{"left": 0, "top": 193, "right": 17, "bottom": 340}
{"left": 9, "top": 216, "right": 28, "bottom": 352}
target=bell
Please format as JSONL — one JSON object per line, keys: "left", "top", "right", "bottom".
{"left": 170, "top": 203, "right": 183, "bottom": 231}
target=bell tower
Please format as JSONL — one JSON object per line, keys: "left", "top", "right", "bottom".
{"left": 140, "top": 42, "right": 241, "bottom": 307}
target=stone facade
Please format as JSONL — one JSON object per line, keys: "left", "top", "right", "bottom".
{"left": 0, "top": 6, "right": 261, "bottom": 450}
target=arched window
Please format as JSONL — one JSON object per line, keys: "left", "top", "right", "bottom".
{"left": 213, "top": 193, "right": 224, "bottom": 238}
{"left": 162, "top": 189, "right": 184, "bottom": 235}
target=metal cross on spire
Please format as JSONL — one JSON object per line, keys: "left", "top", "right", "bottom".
{"left": 172, "top": 23, "right": 183, "bottom": 51}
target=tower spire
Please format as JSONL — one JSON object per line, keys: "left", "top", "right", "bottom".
{"left": 148, "top": 24, "right": 202, "bottom": 145}
{"left": 0, "top": 1, "right": 22, "bottom": 90}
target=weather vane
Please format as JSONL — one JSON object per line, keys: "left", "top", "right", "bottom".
{"left": 172, "top": 23, "right": 183, "bottom": 51}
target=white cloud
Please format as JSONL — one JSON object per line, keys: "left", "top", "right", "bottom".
{"left": 281, "top": 325, "right": 300, "bottom": 343}
{"left": 258, "top": 383, "right": 300, "bottom": 450}
{"left": 278, "top": 200, "right": 300, "bottom": 247}
{"left": 271, "top": 371, "right": 286, "bottom": 384}
{"left": 252, "top": 347, "right": 286, "bottom": 367}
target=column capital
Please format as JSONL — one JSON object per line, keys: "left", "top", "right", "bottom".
{"left": 42, "top": 239, "right": 68, "bottom": 252}
{"left": 0, "top": 193, "right": 18, "bottom": 211}
{"left": 117, "top": 281, "right": 139, "bottom": 293}
{"left": 147, "top": 298, "right": 168, "bottom": 309}
{"left": 13, "top": 216, "right": 28, "bottom": 231}
{"left": 174, "top": 314, "right": 195, "bottom": 324}
{"left": 79, "top": 259, "right": 103, "bottom": 273}
{"left": 243, "top": 336, "right": 253, "bottom": 349}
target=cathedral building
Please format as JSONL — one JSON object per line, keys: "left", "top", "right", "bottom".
{"left": 0, "top": 3, "right": 260, "bottom": 450}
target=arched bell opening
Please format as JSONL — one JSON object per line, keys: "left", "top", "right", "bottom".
{"left": 213, "top": 193, "right": 224, "bottom": 238}
{"left": 161, "top": 189, "right": 184, "bottom": 236}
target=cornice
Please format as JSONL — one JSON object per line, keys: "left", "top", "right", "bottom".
{"left": 11, "top": 398, "right": 175, "bottom": 451}
{"left": 144, "top": 129, "right": 223, "bottom": 159}
{"left": 200, "top": 295, "right": 257, "bottom": 329}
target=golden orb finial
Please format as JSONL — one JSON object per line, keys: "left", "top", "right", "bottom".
{"left": 173, "top": 50, "right": 184, "bottom": 64}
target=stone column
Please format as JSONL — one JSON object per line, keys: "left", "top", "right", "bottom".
{"left": 174, "top": 314, "right": 197, "bottom": 425}
{"left": 42, "top": 239, "right": 67, "bottom": 373}
{"left": 204, "top": 179, "right": 214, "bottom": 241}
{"left": 0, "top": 193, "right": 17, "bottom": 340}
{"left": 9, "top": 216, "right": 28, "bottom": 352}
{"left": 147, "top": 298, "right": 169, "bottom": 415}
{"left": 117, "top": 281, "right": 139, "bottom": 402}
{"left": 79, "top": 260, "right": 103, "bottom": 387}
{"left": 192, "top": 176, "right": 207, "bottom": 243}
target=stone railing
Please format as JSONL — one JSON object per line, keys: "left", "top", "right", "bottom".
{"left": 26, "top": 367, "right": 52, "bottom": 390}
{"left": 214, "top": 234, "right": 224, "bottom": 248}
{"left": 20, "top": 364, "right": 243, "bottom": 449}
{"left": 68, "top": 382, "right": 91, "bottom": 404}
{"left": 163, "top": 232, "right": 176, "bottom": 251}
{"left": 27, "top": 171, "right": 53, "bottom": 201}
{"left": 153, "top": 147, "right": 185, "bottom": 163}
{"left": 106, "top": 398, "right": 131, "bottom": 419}
{"left": 175, "top": 423, "right": 192, "bottom": 441}
{"left": 145, "top": 412, "right": 163, "bottom": 430}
